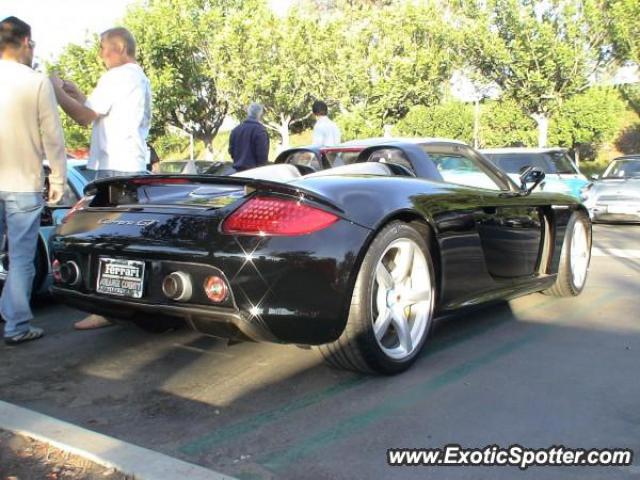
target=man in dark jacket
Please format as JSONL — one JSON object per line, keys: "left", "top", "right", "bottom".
{"left": 228, "top": 102, "right": 269, "bottom": 171}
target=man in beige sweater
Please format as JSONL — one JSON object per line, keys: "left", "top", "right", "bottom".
{"left": 0, "top": 16, "right": 66, "bottom": 345}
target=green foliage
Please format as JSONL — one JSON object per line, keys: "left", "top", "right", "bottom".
{"left": 619, "top": 83, "right": 640, "bottom": 116}
{"left": 394, "top": 102, "right": 474, "bottom": 143}
{"left": 461, "top": 0, "right": 611, "bottom": 141}
{"left": 549, "top": 87, "right": 626, "bottom": 149}
{"left": 47, "top": 39, "right": 104, "bottom": 149}
{"left": 606, "top": 0, "right": 640, "bottom": 63}
{"left": 335, "top": 106, "right": 382, "bottom": 141}
{"left": 335, "top": 2, "right": 461, "bottom": 128}
{"left": 125, "top": 0, "right": 229, "bottom": 150}
{"left": 480, "top": 99, "right": 538, "bottom": 147}
{"left": 211, "top": 2, "right": 343, "bottom": 145}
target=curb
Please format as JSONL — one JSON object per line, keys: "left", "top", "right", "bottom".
{"left": 0, "top": 400, "right": 236, "bottom": 480}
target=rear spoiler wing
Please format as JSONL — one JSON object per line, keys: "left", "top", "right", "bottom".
{"left": 84, "top": 174, "right": 344, "bottom": 213}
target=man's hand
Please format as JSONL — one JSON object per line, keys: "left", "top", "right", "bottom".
{"left": 49, "top": 75, "right": 64, "bottom": 90}
{"left": 61, "top": 79, "right": 85, "bottom": 102}
{"left": 48, "top": 183, "right": 64, "bottom": 205}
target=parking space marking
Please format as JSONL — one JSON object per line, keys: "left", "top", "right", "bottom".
{"left": 259, "top": 327, "right": 550, "bottom": 472}
{"left": 592, "top": 247, "right": 640, "bottom": 259}
{"left": 257, "top": 291, "right": 612, "bottom": 472}
{"left": 180, "top": 296, "right": 558, "bottom": 456}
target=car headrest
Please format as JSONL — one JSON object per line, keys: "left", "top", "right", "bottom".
{"left": 231, "top": 163, "right": 302, "bottom": 182}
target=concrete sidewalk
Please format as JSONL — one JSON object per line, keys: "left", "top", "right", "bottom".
{"left": 0, "top": 400, "right": 235, "bottom": 480}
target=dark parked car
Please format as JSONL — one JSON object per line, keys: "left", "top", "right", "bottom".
{"left": 50, "top": 139, "right": 591, "bottom": 374}
{"left": 583, "top": 155, "right": 640, "bottom": 223}
{"left": 0, "top": 160, "right": 93, "bottom": 295}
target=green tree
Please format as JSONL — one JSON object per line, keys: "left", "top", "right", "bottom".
{"left": 549, "top": 87, "right": 626, "bottom": 159}
{"left": 394, "top": 102, "right": 474, "bottom": 143}
{"left": 125, "top": 0, "right": 229, "bottom": 155}
{"left": 461, "top": 0, "right": 611, "bottom": 147}
{"left": 480, "top": 99, "right": 538, "bottom": 148}
{"left": 606, "top": 0, "right": 640, "bottom": 63}
{"left": 212, "top": 3, "right": 343, "bottom": 148}
{"left": 335, "top": 2, "right": 461, "bottom": 130}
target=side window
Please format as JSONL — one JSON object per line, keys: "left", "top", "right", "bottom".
{"left": 366, "top": 148, "right": 414, "bottom": 174}
{"left": 429, "top": 153, "right": 502, "bottom": 191}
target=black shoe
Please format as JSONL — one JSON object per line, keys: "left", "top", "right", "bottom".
{"left": 5, "top": 327, "right": 44, "bottom": 345}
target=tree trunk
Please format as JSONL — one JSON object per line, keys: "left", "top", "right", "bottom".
{"left": 531, "top": 113, "right": 549, "bottom": 148}
{"left": 278, "top": 116, "right": 290, "bottom": 150}
{"left": 203, "top": 135, "right": 214, "bottom": 161}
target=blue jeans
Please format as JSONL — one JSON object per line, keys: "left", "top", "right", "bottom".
{"left": 0, "top": 191, "right": 44, "bottom": 338}
{"left": 94, "top": 170, "right": 148, "bottom": 180}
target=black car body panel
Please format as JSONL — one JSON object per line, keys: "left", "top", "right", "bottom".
{"left": 51, "top": 140, "right": 587, "bottom": 345}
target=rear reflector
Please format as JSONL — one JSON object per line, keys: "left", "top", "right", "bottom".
{"left": 222, "top": 196, "right": 338, "bottom": 236}
{"left": 204, "top": 275, "right": 228, "bottom": 303}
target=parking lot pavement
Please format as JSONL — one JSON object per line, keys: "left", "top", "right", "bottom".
{"left": 1, "top": 224, "right": 639, "bottom": 479}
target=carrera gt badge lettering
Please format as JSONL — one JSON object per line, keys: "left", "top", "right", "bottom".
{"left": 98, "top": 218, "right": 157, "bottom": 226}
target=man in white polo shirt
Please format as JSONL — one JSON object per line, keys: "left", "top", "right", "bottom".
{"left": 311, "top": 100, "right": 341, "bottom": 147}
{"left": 51, "top": 27, "right": 151, "bottom": 179}
{"left": 51, "top": 27, "right": 151, "bottom": 329}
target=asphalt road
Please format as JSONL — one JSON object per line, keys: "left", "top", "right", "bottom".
{"left": 1, "top": 224, "right": 639, "bottom": 480}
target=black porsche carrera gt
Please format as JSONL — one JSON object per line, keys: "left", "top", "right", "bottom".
{"left": 50, "top": 138, "right": 591, "bottom": 374}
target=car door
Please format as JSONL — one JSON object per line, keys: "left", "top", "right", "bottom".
{"left": 424, "top": 144, "right": 545, "bottom": 280}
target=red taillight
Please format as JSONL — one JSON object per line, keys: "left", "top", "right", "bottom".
{"left": 222, "top": 196, "right": 338, "bottom": 236}
{"left": 62, "top": 196, "right": 93, "bottom": 224}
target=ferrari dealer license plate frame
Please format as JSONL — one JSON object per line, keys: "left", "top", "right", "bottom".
{"left": 96, "top": 257, "right": 145, "bottom": 299}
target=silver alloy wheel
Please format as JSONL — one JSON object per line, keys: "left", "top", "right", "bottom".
{"left": 570, "top": 219, "right": 589, "bottom": 289}
{"left": 372, "top": 238, "right": 433, "bottom": 360}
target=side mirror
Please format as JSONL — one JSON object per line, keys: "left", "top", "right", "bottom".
{"left": 519, "top": 166, "right": 545, "bottom": 195}
{"left": 590, "top": 174, "right": 599, "bottom": 181}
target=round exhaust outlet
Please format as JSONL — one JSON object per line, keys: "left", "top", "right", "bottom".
{"left": 162, "top": 271, "right": 193, "bottom": 302}
{"left": 59, "top": 261, "right": 81, "bottom": 286}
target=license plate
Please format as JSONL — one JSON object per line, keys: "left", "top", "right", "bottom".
{"left": 97, "top": 258, "right": 145, "bottom": 298}
{"left": 608, "top": 205, "right": 638, "bottom": 214}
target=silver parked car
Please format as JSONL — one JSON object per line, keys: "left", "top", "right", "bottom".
{"left": 583, "top": 155, "right": 640, "bottom": 223}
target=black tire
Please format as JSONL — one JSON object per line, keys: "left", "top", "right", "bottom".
{"left": 542, "top": 210, "right": 591, "bottom": 297}
{"left": 317, "top": 221, "right": 436, "bottom": 374}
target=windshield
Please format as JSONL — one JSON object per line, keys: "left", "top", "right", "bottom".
{"left": 484, "top": 152, "right": 577, "bottom": 175}
{"left": 323, "top": 150, "right": 361, "bottom": 167}
{"left": 602, "top": 159, "right": 640, "bottom": 179}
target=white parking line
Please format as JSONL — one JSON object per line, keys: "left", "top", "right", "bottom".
{"left": 592, "top": 247, "right": 640, "bottom": 259}
{"left": 0, "top": 400, "right": 235, "bottom": 480}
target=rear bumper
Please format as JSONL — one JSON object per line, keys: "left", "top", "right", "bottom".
{"left": 51, "top": 286, "right": 279, "bottom": 342}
